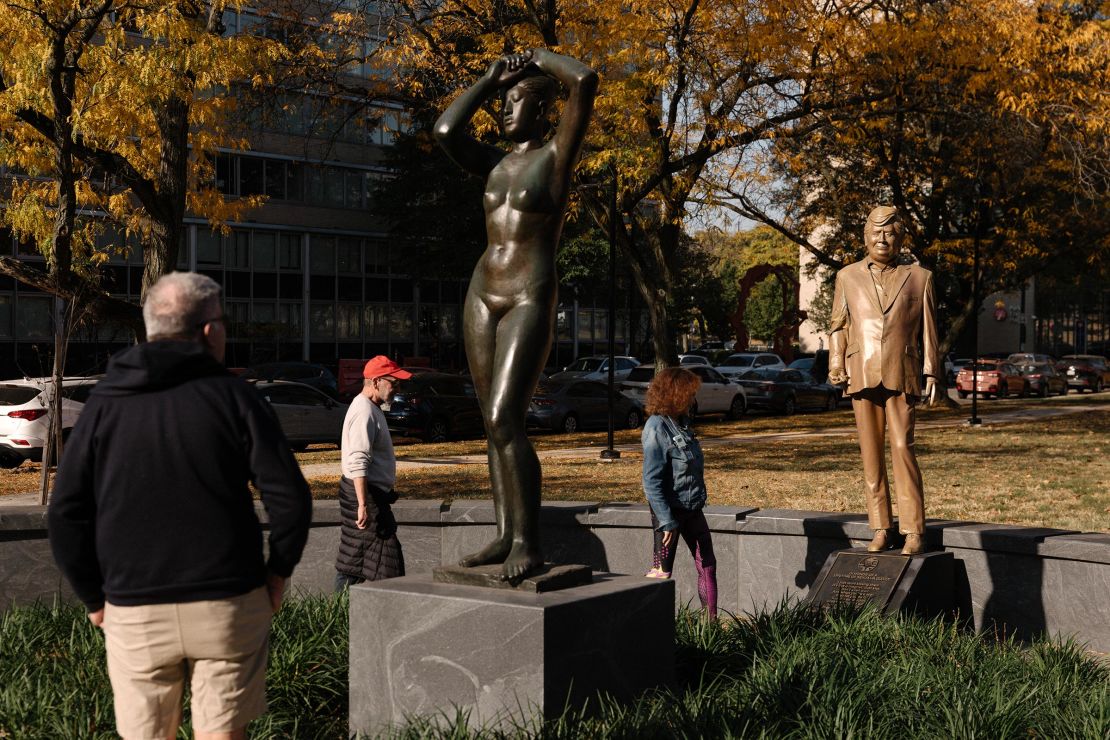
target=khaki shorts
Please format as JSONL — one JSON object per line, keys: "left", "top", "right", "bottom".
{"left": 103, "top": 586, "right": 272, "bottom": 739}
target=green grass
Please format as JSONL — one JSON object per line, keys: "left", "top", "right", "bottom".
{"left": 2, "top": 594, "right": 1107, "bottom": 739}
{"left": 0, "top": 594, "right": 348, "bottom": 739}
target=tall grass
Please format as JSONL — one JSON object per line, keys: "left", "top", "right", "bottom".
{"left": 0, "top": 593, "right": 348, "bottom": 740}
{"left": 1, "top": 595, "right": 1107, "bottom": 739}
{"left": 533, "top": 605, "right": 1110, "bottom": 740}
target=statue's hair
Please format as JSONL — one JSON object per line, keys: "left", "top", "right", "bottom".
{"left": 512, "top": 71, "right": 558, "bottom": 107}
{"left": 143, "top": 271, "right": 223, "bottom": 341}
{"left": 866, "top": 205, "right": 904, "bottom": 230}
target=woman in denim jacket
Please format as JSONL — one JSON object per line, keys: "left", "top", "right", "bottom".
{"left": 641, "top": 367, "right": 717, "bottom": 618}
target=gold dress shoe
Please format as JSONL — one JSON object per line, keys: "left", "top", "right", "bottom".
{"left": 867, "top": 529, "right": 890, "bottom": 552}
{"left": 901, "top": 533, "right": 924, "bottom": 556}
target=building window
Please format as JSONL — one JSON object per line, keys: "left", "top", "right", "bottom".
{"left": 337, "top": 304, "right": 361, "bottom": 339}
{"left": 239, "top": 157, "right": 264, "bottom": 196}
{"left": 279, "top": 303, "right": 302, "bottom": 337}
{"left": 390, "top": 304, "right": 413, "bottom": 341}
{"left": 311, "top": 303, "right": 335, "bottom": 339}
{"left": 0, "top": 295, "right": 12, "bottom": 337}
{"left": 197, "top": 229, "right": 222, "bottom": 265}
{"left": 337, "top": 238, "right": 361, "bottom": 273}
{"left": 16, "top": 296, "right": 52, "bottom": 338}
{"left": 577, "top": 309, "right": 593, "bottom": 341}
{"left": 365, "top": 303, "right": 388, "bottom": 339}
{"left": 365, "top": 241, "right": 387, "bottom": 275}
{"left": 279, "top": 233, "right": 301, "bottom": 270}
{"left": 227, "top": 231, "right": 249, "bottom": 269}
{"left": 226, "top": 300, "right": 248, "bottom": 336}
{"left": 253, "top": 232, "right": 277, "bottom": 270}
{"left": 310, "top": 237, "right": 336, "bottom": 274}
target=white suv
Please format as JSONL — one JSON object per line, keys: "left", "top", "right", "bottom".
{"left": 620, "top": 364, "right": 747, "bottom": 420}
{"left": 715, "top": 352, "right": 785, "bottom": 379}
{"left": 0, "top": 377, "right": 99, "bottom": 467}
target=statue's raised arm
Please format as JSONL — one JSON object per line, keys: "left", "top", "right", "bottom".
{"left": 434, "top": 49, "right": 597, "bottom": 184}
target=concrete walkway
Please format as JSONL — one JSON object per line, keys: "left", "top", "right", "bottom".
{"left": 5, "top": 401, "right": 1103, "bottom": 505}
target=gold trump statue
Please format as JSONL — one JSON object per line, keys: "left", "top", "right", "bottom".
{"left": 827, "top": 206, "right": 941, "bottom": 556}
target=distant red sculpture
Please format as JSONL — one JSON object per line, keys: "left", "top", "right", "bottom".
{"left": 728, "top": 264, "right": 806, "bottom": 363}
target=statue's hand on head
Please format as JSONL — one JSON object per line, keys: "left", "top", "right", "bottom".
{"left": 487, "top": 50, "right": 536, "bottom": 86}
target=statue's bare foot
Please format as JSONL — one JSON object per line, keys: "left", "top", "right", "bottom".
{"left": 459, "top": 536, "right": 512, "bottom": 567}
{"left": 502, "top": 541, "right": 544, "bottom": 582}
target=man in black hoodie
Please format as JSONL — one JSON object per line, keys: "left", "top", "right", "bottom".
{"left": 48, "top": 272, "right": 312, "bottom": 740}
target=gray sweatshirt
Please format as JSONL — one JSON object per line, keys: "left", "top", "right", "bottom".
{"left": 340, "top": 394, "right": 396, "bottom": 490}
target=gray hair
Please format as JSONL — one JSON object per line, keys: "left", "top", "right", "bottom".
{"left": 143, "top": 272, "right": 223, "bottom": 341}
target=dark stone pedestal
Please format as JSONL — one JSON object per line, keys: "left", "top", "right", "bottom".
{"left": 349, "top": 573, "right": 675, "bottom": 734}
{"left": 432, "top": 562, "right": 593, "bottom": 592}
{"left": 807, "top": 548, "right": 954, "bottom": 620}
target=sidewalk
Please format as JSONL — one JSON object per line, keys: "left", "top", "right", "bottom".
{"left": 6, "top": 402, "right": 1102, "bottom": 504}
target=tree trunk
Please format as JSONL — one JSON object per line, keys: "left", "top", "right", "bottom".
{"left": 618, "top": 217, "right": 679, "bottom": 369}
{"left": 142, "top": 94, "right": 190, "bottom": 302}
{"left": 39, "top": 303, "right": 67, "bottom": 505}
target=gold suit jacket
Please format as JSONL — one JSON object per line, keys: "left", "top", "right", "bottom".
{"left": 828, "top": 259, "right": 940, "bottom": 396}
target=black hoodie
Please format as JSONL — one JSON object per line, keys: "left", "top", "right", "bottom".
{"left": 48, "top": 341, "right": 312, "bottom": 611}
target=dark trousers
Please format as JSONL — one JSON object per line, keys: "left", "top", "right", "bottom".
{"left": 335, "top": 476, "right": 405, "bottom": 588}
{"left": 334, "top": 572, "right": 364, "bottom": 592}
{"left": 650, "top": 508, "right": 718, "bottom": 617}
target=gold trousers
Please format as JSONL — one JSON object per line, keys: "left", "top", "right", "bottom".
{"left": 850, "top": 385, "right": 925, "bottom": 534}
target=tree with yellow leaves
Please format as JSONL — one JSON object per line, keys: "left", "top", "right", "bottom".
{"left": 379, "top": 0, "right": 1108, "bottom": 362}
{"left": 377, "top": 0, "right": 888, "bottom": 365}
{"left": 721, "top": 0, "right": 1110, "bottom": 355}
{"left": 0, "top": 0, "right": 285, "bottom": 324}
{"left": 0, "top": 0, "right": 287, "bottom": 497}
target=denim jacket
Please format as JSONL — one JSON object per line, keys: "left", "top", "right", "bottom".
{"left": 641, "top": 414, "right": 707, "bottom": 531}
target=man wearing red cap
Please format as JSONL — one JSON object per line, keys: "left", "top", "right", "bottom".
{"left": 334, "top": 356, "right": 412, "bottom": 589}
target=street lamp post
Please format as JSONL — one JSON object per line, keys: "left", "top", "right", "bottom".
{"left": 601, "top": 165, "right": 621, "bottom": 461}
{"left": 969, "top": 199, "right": 983, "bottom": 426}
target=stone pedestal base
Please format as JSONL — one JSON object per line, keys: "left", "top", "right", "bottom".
{"left": 349, "top": 572, "right": 675, "bottom": 734}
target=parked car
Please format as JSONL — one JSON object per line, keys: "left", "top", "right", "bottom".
{"left": 1018, "top": 363, "right": 1068, "bottom": 397}
{"left": 550, "top": 355, "right": 641, "bottom": 383}
{"left": 251, "top": 380, "right": 347, "bottom": 450}
{"left": 242, "top": 362, "right": 340, "bottom": 400}
{"left": 787, "top": 350, "right": 830, "bottom": 384}
{"left": 733, "top": 368, "right": 840, "bottom": 415}
{"left": 693, "top": 340, "right": 734, "bottom": 352}
{"left": 1058, "top": 354, "right": 1110, "bottom": 393}
{"left": 715, "top": 352, "right": 785, "bottom": 379}
{"left": 0, "top": 377, "right": 99, "bottom": 468}
{"left": 954, "top": 360, "right": 1029, "bottom": 398}
{"left": 620, "top": 364, "right": 747, "bottom": 420}
{"left": 384, "top": 372, "right": 485, "bottom": 442}
{"left": 1007, "top": 353, "right": 1055, "bottom": 365}
{"left": 949, "top": 357, "right": 974, "bottom": 386}
{"left": 527, "top": 379, "right": 643, "bottom": 434}
{"left": 678, "top": 353, "right": 710, "bottom": 366}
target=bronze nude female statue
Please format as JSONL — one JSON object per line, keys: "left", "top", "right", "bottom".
{"left": 434, "top": 49, "right": 598, "bottom": 579}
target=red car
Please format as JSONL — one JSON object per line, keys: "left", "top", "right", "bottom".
{"left": 1058, "top": 355, "right": 1110, "bottom": 393}
{"left": 955, "top": 360, "right": 1029, "bottom": 399}
{"left": 1018, "top": 363, "right": 1069, "bottom": 397}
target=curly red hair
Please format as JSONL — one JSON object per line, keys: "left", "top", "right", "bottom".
{"left": 644, "top": 367, "right": 701, "bottom": 417}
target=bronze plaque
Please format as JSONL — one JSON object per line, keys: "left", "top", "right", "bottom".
{"left": 807, "top": 551, "right": 910, "bottom": 610}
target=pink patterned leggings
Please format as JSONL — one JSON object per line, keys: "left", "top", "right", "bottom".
{"left": 650, "top": 508, "right": 718, "bottom": 618}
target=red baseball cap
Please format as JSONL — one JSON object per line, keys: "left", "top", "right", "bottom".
{"left": 362, "top": 356, "right": 413, "bottom": 380}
